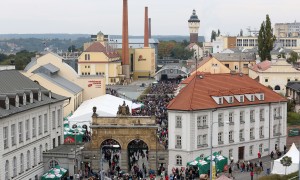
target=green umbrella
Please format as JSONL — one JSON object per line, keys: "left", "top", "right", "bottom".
{"left": 187, "top": 157, "right": 210, "bottom": 175}
{"left": 41, "top": 166, "right": 67, "bottom": 180}
{"left": 204, "top": 152, "right": 228, "bottom": 173}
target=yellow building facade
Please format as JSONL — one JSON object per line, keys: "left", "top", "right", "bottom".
{"left": 79, "top": 40, "right": 122, "bottom": 85}
{"left": 23, "top": 52, "right": 106, "bottom": 116}
{"left": 191, "top": 57, "right": 231, "bottom": 75}
{"left": 133, "top": 48, "right": 156, "bottom": 80}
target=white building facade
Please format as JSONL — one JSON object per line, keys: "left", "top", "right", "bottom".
{"left": 0, "top": 70, "right": 67, "bottom": 180}
{"left": 167, "top": 73, "right": 287, "bottom": 173}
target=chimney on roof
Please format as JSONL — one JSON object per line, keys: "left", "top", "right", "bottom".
{"left": 122, "top": 0, "right": 130, "bottom": 79}
{"left": 144, "top": 7, "right": 149, "bottom": 48}
{"left": 149, "top": 18, "right": 152, "bottom": 39}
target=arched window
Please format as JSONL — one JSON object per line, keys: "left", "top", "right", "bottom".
{"left": 176, "top": 155, "right": 182, "bottom": 166}
{"left": 274, "top": 85, "right": 280, "bottom": 90}
{"left": 40, "top": 145, "right": 43, "bottom": 163}
{"left": 49, "top": 160, "right": 59, "bottom": 168}
{"left": 33, "top": 148, "right": 37, "bottom": 166}
{"left": 27, "top": 150, "right": 31, "bottom": 169}
{"left": 13, "top": 156, "right": 17, "bottom": 177}
{"left": 5, "top": 160, "right": 9, "bottom": 180}
{"left": 20, "top": 153, "right": 24, "bottom": 173}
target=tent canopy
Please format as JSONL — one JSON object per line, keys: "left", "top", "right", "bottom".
{"left": 41, "top": 165, "right": 67, "bottom": 180}
{"left": 68, "top": 94, "right": 134, "bottom": 127}
{"left": 272, "top": 143, "right": 299, "bottom": 175}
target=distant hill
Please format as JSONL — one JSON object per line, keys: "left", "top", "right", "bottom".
{"left": 0, "top": 34, "right": 205, "bottom": 42}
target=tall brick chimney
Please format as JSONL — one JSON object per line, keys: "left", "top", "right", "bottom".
{"left": 122, "top": 0, "right": 130, "bottom": 79}
{"left": 144, "top": 7, "right": 149, "bottom": 48}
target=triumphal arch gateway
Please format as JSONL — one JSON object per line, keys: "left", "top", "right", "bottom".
{"left": 82, "top": 102, "right": 167, "bottom": 174}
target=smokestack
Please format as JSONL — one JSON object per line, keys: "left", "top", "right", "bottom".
{"left": 144, "top": 6, "right": 149, "bottom": 47}
{"left": 122, "top": 0, "right": 130, "bottom": 79}
{"left": 149, "top": 18, "right": 152, "bottom": 39}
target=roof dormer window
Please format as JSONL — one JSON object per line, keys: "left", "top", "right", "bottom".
{"left": 229, "top": 96, "right": 233, "bottom": 103}
{"left": 23, "top": 94, "right": 26, "bottom": 105}
{"left": 218, "top": 97, "right": 223, "bottom": 104}
{"left": 250, "top": 95, "right": 254, "bottom": 102}
{"left": 259, "top": 94, "right": 264, "bottom": 101}
{"left": 38, "top": 91, "right": 42, "bottom": 101}
{"left": 5, "top": 97, "right": 9, "bottom": 110}
{"left": 30, "top": 92, "right": 33, "bottom": 103}
{"left": 49, "top": 91, "right": 52, "bottom": 99}
{"left": 240, "top": 96, "right": 244, "bottom": 103}
{"left": 15, "top": 95, "right": 19, "bottom": 108}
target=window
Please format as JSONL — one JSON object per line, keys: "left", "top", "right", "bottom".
{"left": 265, "top": 78, "right": 268, "bottom": 82}
{"left": 197, "top": 115, "right": 208, "bottom": 128}
{"left": 259, "top": 109, "right": 264, "bottom": 121}
{"left": 243, "top": 64, "right": 248, "bottom": 68}
{"left": 240, "top": 111, "right": 244, "bottom": 123}
{"left": 239, "top": 129, "right": 244, "bottom": 141}
{"left": 218, "top": 132, "right": 223, "bottom": 144}
{"left": 250, "top": 110, "right": 255, "bottom": 122}
{"left": 250, "top": 95, "right": 254, "bottom": 101}
{"left": 260, "top": 94, "right": 264, "bottom": 100}
{"left": 45, "top": 143, "right": 48, "bottom": 151}
{"left": 11, "top": 124, "right": 16, "bottom": 146}
{"left": 259, "top": 144, "right": 263, "bottom": 154}
{"left": 32, "top": 117, "right": 36, "bottom": 138}
{"left": 273, "top": 125, "right": 277, "bottom": 135}
{"left": 4, "top": 126, "right": 8, "bottom": 149}
{"left": 13, "top": 156, "right": 17, "bottom": 177}
{"left": 203, "top": 134, "right": 207, "bottom": 145}
{"left": 197, "top": 135, "right": 202, "bottom": 147}
{"left": 259, "top": 126, "right": 264, "bottom": 138}
{"left": 249, "top": 145, "right": 253, "bottom": 155}
{"left": 229, "top": 131, "right": 234, "bottom": 142}
{"left": 228, "top": 97, "right": 233, "bottom": 103}
{"left": 229, "top": 112, "right": 234, "bottom": 123}
{"left": 250, "top": 128, "right": 254, "bottom": 139}
{"left": 33, "top": 148, "right": 37, "bottom": 166}
{"left": 229, "top": 149, "right": 233, "bottom": 158}
{"left": 240, "top": 96, "right": 244, "bottom": 102}
{"left": 27, "top": 150, "right": 31, "bottom": 169}
{"left": 176, "top": 136, "right": 181, "bottom": 148}
{"left": 44, "top": 114, "right": 48, "bottom": 133}
{"left": 225, "top": 64, "right": 229, "bottom": 68}
{"left": 176, "top": 155, "right": 182, "bottom": 166}
{"left": 18, "top": 122, "right": 23, "bottom": 143}
{"left": 197, "top": 116, "right": 201, "bottom": 128}
{"left": 40, "top": 145, "right": 43, "bottom": 163}
{"left": 175, "top": 116, "right": 182, "bottom": 128}
{"left": 202, "top": 116, "right": 207, "bottom": 127}
{"left": 218, "top": 97, "right": 222, "bottom": 104}
{"left": 20, "top": 153, "right": 24, "bottom": 173}
{"left": 57, "top": 109, "right": 61, "bottom": 127}
{"left": 26, "top": 119, "right": 30, "bottom": 140}
{"left": 52, "top": 111, "right": 56, "bottom": 129}
{"left": 274, "top": 85, "right": 280, "bottom": 90}
{"left": 218, "top": 113, "right": 224, "bottom": 126}
{"left": 49, "top": 160, "right": 59, "bottom": 168}
{"left": 5, "top": 160, "right": 9, "bottom": 180}
{"left": 38, "top": 115, "right": 42, "bottom": 135}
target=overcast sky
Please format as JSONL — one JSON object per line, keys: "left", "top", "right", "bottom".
{"left": 1, "top": 0, "right": 300, "bottom": 39}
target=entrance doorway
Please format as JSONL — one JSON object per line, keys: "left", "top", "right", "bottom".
{"left": 100, "top": 139, "right": 121, "bottom": 173}
{"left": 238, "top": 146, "right": 245, "bottom": 160}
{"left": 128, "top": 139, "right": 149, "bottom": 176}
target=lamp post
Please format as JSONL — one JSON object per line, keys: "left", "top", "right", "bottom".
{"left": 210, "top": 109, "right": 217, "bottom": 179}
{"left": 72, "top": 124, "right": 78, "bottom": 179}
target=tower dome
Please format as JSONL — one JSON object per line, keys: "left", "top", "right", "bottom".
{"left": 188, "top": 9, "right": 200, "bottom": 23}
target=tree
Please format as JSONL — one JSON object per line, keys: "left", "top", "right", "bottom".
{"left": 68, "top": 45, "right": 77, "bottom": 52}
{"left": 258, "top": 14, "right": 276, "bottom": 61}
{"left": 217, "top": 29, "right": 221, "bottom": 37}
{"left": 280, "top": 156, "right": 292, "bottom": 175}
{"left": 240, "top": 29, "right": 243, "bottom": 36}
{"left": 287, "top": 51, "right": 299, "bottom": 64}
{"left": 211, "top": 30, "right": 217, "bottom": 42}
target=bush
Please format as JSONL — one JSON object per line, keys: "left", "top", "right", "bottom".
{"left": 259, "top": 171, "right": 298, "bottom": 180}
{"left": 287, "top": 112, "right": 300, "bottom": 125}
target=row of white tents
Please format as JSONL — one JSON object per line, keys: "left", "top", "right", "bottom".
{"left": 272, "top": 143, "right": 299, "bottom": 175}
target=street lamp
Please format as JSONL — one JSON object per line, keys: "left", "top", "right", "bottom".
{"left": 72, "top": 124, "right": 78, "bottom": 179}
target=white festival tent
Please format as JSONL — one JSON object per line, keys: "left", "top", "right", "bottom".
{"left": 68, "top": 94, "right": 141, "bottom": 128}
{"left": 271, "top": 143, "right": 299, "bottom": 175}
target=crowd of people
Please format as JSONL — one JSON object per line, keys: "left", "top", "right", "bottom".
{"left": 132, "top": 80, "right": 179, "bottom": 148}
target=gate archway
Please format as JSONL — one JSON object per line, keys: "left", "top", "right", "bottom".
{"left": 100, "top": 139, "right": 121, "bottom": 173}
{"left": 128, "top": 139, "right": 149, "bottom": 175}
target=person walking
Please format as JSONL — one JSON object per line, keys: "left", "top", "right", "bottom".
{"left": 257, "top": 151, "right": 261, "bottom": 159}
{"left": 259, "top": 160, "right": 263, "bottom": 171}
{"left": 270, "top": 151, "right": 274, "bottom": 160}
{"left": 229, "top": 166, "right": 232, "bottom": 178}
{"left": 250, "top": 171, "right": 254, "bottom": 180}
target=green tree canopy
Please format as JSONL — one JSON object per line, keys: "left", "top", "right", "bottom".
{"left": 158, "top": 41, "right": 194, "bottom": 60}
{"left": 0, "top": 50, "right": 36, "bottom": 70}
{"left": 280, "top": 156, "right": 292, "bottom": 175}
{"left": 258, "top": 14, "right": 276, "bottom": 61}
{"left": 287, "top": 51, "right": 299, "bottom": 64}
{"left": 211, "top": 30, "right": 217, "bottom": 42}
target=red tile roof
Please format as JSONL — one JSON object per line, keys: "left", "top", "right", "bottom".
{"left": 168, "top": 73, "right": 286, "bottom": 111}
{"left": 250, "top": 60, "right": 271, "bottom": 72}
{"left": 85, "top": 42, "right": 120, "bottom": 58}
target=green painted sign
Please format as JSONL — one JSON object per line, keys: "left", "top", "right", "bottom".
{"left": 288, "top": 129, "right": 299, "bottom": 137}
